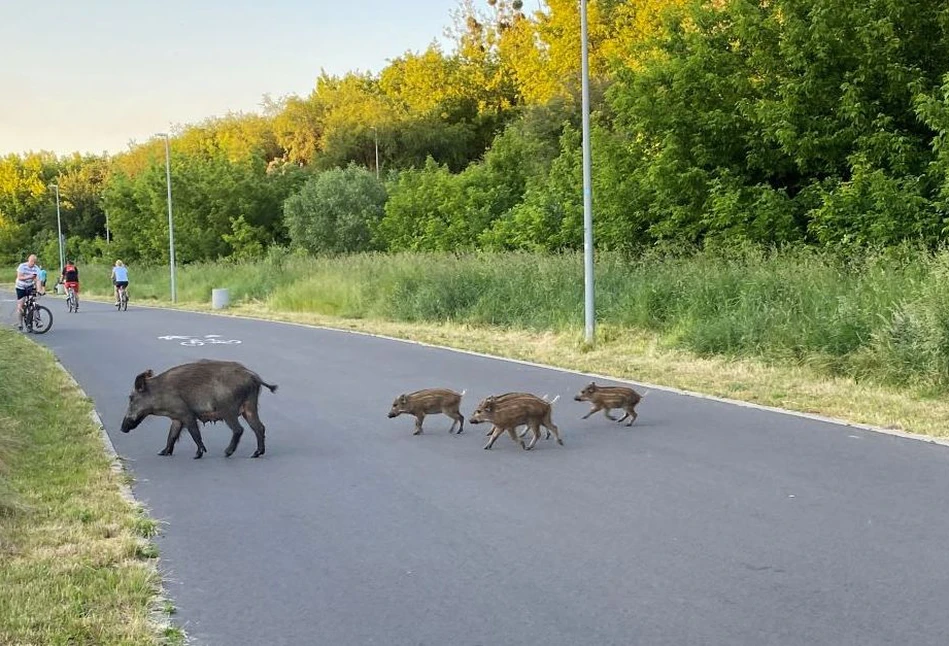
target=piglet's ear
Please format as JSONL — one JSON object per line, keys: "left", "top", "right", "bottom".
{"left": 134, "top": 369, "right": 153, "bottom": 393}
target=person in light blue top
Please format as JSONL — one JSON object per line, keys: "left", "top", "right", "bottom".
{"left": 111, "top": 260, "right": 129, "bottom": 305}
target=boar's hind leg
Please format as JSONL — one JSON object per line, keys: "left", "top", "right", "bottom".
{"left": 507, "top": 427, "right": 527, "bottom": 450}
{"left": 447, "top": 409, "right": 464, "bottom": 434}
{"left": 241, "top": 405, "right": 267, "bottom": 458}
{"left": 525, "top": 423, "right": 543, "bottom": 450}
{"left": 223, "top": 416, "right": 245, "bottom": 457}
{"left": 159, "top": 420, "right": 183, "bottom": 456}
{"left": 184, "top": 417, "right": 208, "bottom": 459}
{"left": 543, "top": 413, "right": 564, "bottom": 446}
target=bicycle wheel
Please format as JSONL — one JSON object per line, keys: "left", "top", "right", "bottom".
{"left": 30, "top": 305, "right": 53, "bottom": 334}
{"left": 121, "top": 291, "right": 128, "bottom": 311}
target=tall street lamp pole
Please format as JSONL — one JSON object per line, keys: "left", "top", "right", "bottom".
{"left": 580, "top": 0, "right": 595, "bottom": 344}
{"left": 49, "top": 183, "right": 64, "bottom": 273}
{"left": 156, "top": 132, "right": 177, "bottom": 303}
{"left": 371, "top": 126, "right": 380, "bottom": 180}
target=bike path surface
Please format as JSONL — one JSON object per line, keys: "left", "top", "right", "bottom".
{"left": 8, "top": 291, "right": 949, "bottom": 646}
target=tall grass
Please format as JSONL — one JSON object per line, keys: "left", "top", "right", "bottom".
{"left": 78, "top": 245, "right": 949, "bottom": 392}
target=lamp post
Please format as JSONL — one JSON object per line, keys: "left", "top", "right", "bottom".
{"left": 49, "top": 183, "right": 64, "bottom": 274}
{"left": 370, "top": 126, "right": 380, "bottom": 180}
{"left": 580, "top": 0, "right": 595, "bottom": 344}
{"left": 155, "top": 132, "right": 177, "bottom": 303}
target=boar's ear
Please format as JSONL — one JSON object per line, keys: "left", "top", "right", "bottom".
{"left": 134, "top": 370, "right": 153, "bottom": 393}
{"left": 399, "top": 394, "right": 408, "bottom": 404}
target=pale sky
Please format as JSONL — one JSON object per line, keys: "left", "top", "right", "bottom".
{"left": 0, "top": 0, "right": 467, "bottom": 157}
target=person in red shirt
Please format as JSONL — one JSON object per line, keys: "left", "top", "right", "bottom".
{"left": 61, "top": 260, "right": 80, "bottom": 311}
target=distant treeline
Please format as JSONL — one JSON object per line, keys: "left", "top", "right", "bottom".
{"left": 3, "top": 0, "right": 949, "bottom": 266}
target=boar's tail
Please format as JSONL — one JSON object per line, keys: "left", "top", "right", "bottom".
{"left": 261, "top": 379, "right": 278, "bottom": 393}
{"left": 549, "top": 395, "right": 561, "bottom": 405}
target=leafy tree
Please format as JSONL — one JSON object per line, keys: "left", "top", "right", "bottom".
{"left": 284, "top": 164, "right": 387, "bottom": 254}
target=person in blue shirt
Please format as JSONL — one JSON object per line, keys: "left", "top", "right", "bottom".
{"left": 111, "top": 260, "right": 130, "bottom": 305}
{"left": 38, "top": 265, "right": 48, "bottom": 290}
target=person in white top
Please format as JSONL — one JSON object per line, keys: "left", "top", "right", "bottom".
{"left": 111, "top": 260, "right": 130, "bottom": 305}
{"left": 14, "top": 254, "right": 40, "bottom": 331}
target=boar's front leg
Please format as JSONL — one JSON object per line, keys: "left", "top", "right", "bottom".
{"left": 159, "top": 420, "right": 183, "bottom": 456}
{"left": 413, "top": 413, "right": 425, "bottom": 435}
{"left": 582, "top": 404, "right": 602, "bottom": 419}
{"left": 602, "top": 407, "right": 618, "bottom": 421}
{"left": 483, "top": 426, "right": 504, "bottom": 450}
{"left": 184, "top": 417, "right": 208, "bottom": 459}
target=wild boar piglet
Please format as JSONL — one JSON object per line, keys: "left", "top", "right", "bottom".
{"left": 574, "top": 381, "right": 643, "bottom": 427}
{"left": 388, "top": 388, "right": 466, "bottom": 435}
{"left": 470, "top": 393, "right": 563, "bottom": 451}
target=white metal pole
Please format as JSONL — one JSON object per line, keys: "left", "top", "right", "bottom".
{"left": 580, "top": 0, "right": 595, "bottom": 344}
{"left": 160, "top": 133, "right": 177, "bottom": 303}
{"left": 51, "top": 184, "right": 64, "bottom": 274}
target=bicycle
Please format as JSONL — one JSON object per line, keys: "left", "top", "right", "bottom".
{"left": 22, "top": 291, "right": 53, "bottom": 334}
{"left": 66, "top": 285, "right": 79, "bottom": 313}
{"left": 116, "top": 284, "right": 129, "bottom": 311}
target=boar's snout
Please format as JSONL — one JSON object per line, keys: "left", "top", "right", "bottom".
{"left": 387, "top": 410, "right": 399, "bottom": 418}
{"left": 120, "top": 415, "right": 141, "bottom": 433}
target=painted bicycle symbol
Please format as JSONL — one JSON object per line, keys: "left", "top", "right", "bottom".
{"left": 158, "top": 334, "right": 242, "bottom": 347}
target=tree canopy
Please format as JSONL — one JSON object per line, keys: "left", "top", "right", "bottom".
{"left": 4, "top": 0, "right": 948, "bottom": 266}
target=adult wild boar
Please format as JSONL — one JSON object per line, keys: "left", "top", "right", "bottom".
{"left": 120, "top": 359, "right": 278, "bottom": 459}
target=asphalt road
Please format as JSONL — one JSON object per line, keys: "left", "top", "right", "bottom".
{"left": 6, "top": 291, "right": 949, "bottom": 646}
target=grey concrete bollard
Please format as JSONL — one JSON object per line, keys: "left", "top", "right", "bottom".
{"left": 211, "top": 288, "right": 230, "bottom": 310}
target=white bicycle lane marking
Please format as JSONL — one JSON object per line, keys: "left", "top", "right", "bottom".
{"left": 158, "top": 334, "right": 242, "bottom": 346}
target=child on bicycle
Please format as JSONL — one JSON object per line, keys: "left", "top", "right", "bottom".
{"left": 61, "top": 260, "right": 80, "bottom": 311}
{"left": 111, "top": 260, "right": 129, "bottom": 305}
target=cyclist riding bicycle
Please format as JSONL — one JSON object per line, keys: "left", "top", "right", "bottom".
{"left": 61, "top": 260, "right": 80, "bottom": 311}
{"left": 14, "top": 254, "right": 40, "bottom": 331}
{"left": 111, "top": 260, "right": 129, "bottom": 305}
